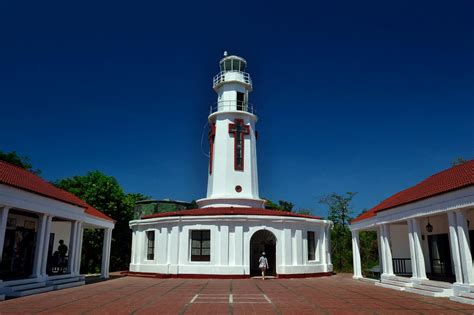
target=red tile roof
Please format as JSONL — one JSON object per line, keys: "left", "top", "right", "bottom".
{"left": 142, "top": 207, "right": 322, "bottom": 220}
{"left": 352, "top": 160, "right": 474, "bottom": 223}
{"left": 0, "top": 160, "right": 114, "bottom": 222}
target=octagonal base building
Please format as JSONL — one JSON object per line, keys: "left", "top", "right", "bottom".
{"left": 128, "top": 53, "right": 333, "bottom": 278}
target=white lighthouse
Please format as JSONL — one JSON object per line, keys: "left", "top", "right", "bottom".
{"left": 129, "top": 54, "right": 333, "bottom": 279}
{"left": 197, "top": 53, "right": 266, "bottom": 209}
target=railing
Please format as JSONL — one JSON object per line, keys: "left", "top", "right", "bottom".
{"left": 48, "top": 255, "right": 69, "bottom": 275}
{"left": 431, "top": 258, "right": 446, "bottom": 276}
{"left": 209, "top": 100, "right": 256, "bottom": 115}
{"left": 393, "top": 258, "right": 411, "bottom": 275}
{"left": 213, "top": 71, "right": 252, "bottom": 88}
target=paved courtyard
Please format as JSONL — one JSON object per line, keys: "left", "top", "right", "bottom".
{"left": 1, "top": 274, "right": 474, "bottom": 314}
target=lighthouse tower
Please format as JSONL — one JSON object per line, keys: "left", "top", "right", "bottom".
{"left": 197, "top": 53, "right": 266, "bottom": 209}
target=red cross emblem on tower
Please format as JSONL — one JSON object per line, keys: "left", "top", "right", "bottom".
{"left": 208, "top": 123, "right": 216, "bottom": 174}
{"left": 228, "top": 119, "right": 250, "bottom": 171}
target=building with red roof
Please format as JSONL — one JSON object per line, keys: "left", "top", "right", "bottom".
{"left": 0, "top": 160, "right": 114, "bottom": 300}
{"left": 128, "top": 54, "right": 333, "bottom": 279}
{"left": 350, "top": 160, "right": 474, "bottom": 304}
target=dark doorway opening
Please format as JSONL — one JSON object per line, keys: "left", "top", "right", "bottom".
{"left": 0, "top": 210, "right": 38, "bottom": 280}
{"left": 428, "top": 234, "right": 454, "bottom": 282}
{"left": 250, "top": 230, "right": 276, "bottom": 277}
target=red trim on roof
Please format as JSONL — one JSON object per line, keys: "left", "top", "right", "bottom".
{"left": 0, "top": 160, "right": 114, "bottom": 222}
{"left": 352, "top": 160, "right": 474, "bottom": 223}
{"left": 142, "top": 207, "right": 321, "bottom": 220}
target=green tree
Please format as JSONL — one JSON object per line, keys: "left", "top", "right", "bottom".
{"left": 264, "top": 198, "right": 281, "bottom": 210}
{"left": 278, "top": 200, "right": 294, "bottom": 212}
{"left": 56, "top": 171, "right": 147, "bottom": 273}
{"left": 297, "top": 209, "right": 312, "bottom": 215}
{"left": 359, "top": 230, "right": 379, "bottom": 275}
{"left": 319, "top": 192, "right": 357, "bottom": 272}
{"left": 0, "top": 150, "right": 41, "bottom": 174}
{"left": 452, "top": 157, "right": 469, "bottom": 166}
{"left": 320, "top": 192, "right": 356, "bottom": 226}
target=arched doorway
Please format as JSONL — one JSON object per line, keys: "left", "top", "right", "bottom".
{"left": 250, "top": 229, "right": 277, "bottom": 277}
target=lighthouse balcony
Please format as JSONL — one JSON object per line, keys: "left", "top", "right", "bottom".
{"left": 213, "top": 71, "right": 252, "bottom": 90}
{"left": 210, "top": 100, "right": 256, "bottom": 115}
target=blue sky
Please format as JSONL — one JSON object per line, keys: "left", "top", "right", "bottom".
{"left": 0, "top": 0, "right": 473, "bottom": 217}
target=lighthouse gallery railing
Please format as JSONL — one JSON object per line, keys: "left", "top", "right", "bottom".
{"left": 213, "top": 71, "right": 252, "bottom": 88}
{"left": 210, "top": 100, "right": 256, "bottom": 115}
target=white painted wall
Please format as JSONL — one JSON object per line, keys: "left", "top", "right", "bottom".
{"left": 129, "top": 215, "right": 333, "bottom": 276}
{"left": 50, "top": 221, "right": 72, "bottom": 254}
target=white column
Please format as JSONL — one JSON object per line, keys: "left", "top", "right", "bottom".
{"left": 319, "top": 227, "right": 327, "bottom": 266}
{"left": 234, "top": 226, "right": 243, "bottom": 266}
{"left": 130, "top": 229, "right": 137, "bottom": 265}
{"left": 455, "top": 209, "right": 474, "bottom": 284}
{"left": 376, "top": 226, "right": 383, "bottom": 273}
{"left": 282, "top": 228, "right": 292, "bottom": 265}
{"left": 41, "top": 215, "right": 53, "bottom": 277}
{"left": 74, "top": 223, "right": 83, "bottom": 275}
{"left": 378, "top": 225, "right": 387, "bottom": 274}
{"left": 0, "top": 207, "right": 10, "bottom": 263}
{"left": 220, "top": 225, "right": 229, "bottom": 265}
{"left": 407, "top": 220, "right": 418, "bottom": 278}
{"left": 32, "top": 214, "right": 47, "bottom": 277}
{"left": 412, "top": 218, "right": 427, "bottom": 279}
{"left": 381, "top": 224, "right": 394, "bottom": 275}
{"left": 101, "top": 228, "right": 112, "bottom": 279}
{"left": 295, "top": 229, "right": 303, "bottom": 265}
{"left": 448, "top": 211, "right": 463, "bottom": 283}
{"left": 352, "top": 230, "right": 362, "bottom": 279}
{"left": 68, "top": 221, "right": 78, "bottom": 273}
{"left": 327, "top": 224, "right": 332, "bottom": 266}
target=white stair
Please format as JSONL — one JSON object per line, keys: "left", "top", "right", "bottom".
{"left": 7, "top": 283, "right": 53, "bottom": 297}
{"left": 375, "top": 282, "right": 406, "bottom": 291}
{"left": 376, "top": 276, "right": 411, "bottom": 291}
{"left": 46, "top": 276, "right": 85, "bottom": 290}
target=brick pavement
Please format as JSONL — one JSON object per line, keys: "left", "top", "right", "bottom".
{"left": 1, "top": 274, "right": 474, "bottom": 314}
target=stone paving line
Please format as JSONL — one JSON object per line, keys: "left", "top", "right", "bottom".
{"left": 1, "top": 274, "right": 474, "bottom": 314}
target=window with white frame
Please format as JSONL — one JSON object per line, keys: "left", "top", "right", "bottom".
{"left": 146, "top": 230, "right": 155, "bottom": 260}
{"left": 307, "top": 231, "right": 316, "bottom": 261}
{"left": 190, "top": 230, "right": 211, "bottom": 261}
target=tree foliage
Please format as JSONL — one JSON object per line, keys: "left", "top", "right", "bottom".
{"left": 264, "top": 199, "right": 295, "bottom": 212}
{"left": 0, "top": 150, "right": 41, "bottom": 174}
{"left": 55, "top": 171, "right": 147, "bottom": 273}
{"left": 319, "top": 192, "right": 356, "bottom": 272}
{"left": 320, "top": 192, "right": 356, "bottom": 226}
{"left": 452, "top": 157, "right": 469, "bottom": 166}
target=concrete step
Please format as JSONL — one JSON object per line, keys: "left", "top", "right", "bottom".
{"left": 375, "top": 282, "right": 405, "bottom": 291}
{"left": 7, "top": 285, "right": 53, "bottom": 297}
{"left": 9, "top": 282, "right": 45, "bottom": 292}
{"left": 451, "top": 296, "right": 474, "bottom": 305}
{"left": 419, "top": 279, "right": 453, "bottom": 289}
{"left": 412, "top": 284, "right": 445, "bottom": 293}
{"left": 54, "top": 280, "right": 85, "bottom": 290}
{"left": 381, "top": 279, "right": 409, "bottom": 288}
{"left": 459, "top": 291, "right": 474, "bottom": 299}
{"left": 385, "top": 275, "right": 412, "bottom": 283}
{"left": 47, "top": 277, "right": 80, "bottom": 285}
{"left": 405, "top": 286, "right": 452, "bottom": 297}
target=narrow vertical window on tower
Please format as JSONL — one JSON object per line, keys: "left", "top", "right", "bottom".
{"left": 191, "top": 230, "right": 211, "bottom": 261}
{"left": 307, "top": 231, "right": 316, "bottom": 261}
{"left": 146, "top": 230, "right": 155, "bottom": 260}
{"left": 229, "top": 119, "right": 250, "bottom": 171}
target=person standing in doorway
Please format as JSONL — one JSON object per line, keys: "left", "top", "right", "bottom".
{"left": 258, "top": 251, "right": 269, "bottom": 280}
{"left": 58, "top": 240, "right": 68, "bottom": 273}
